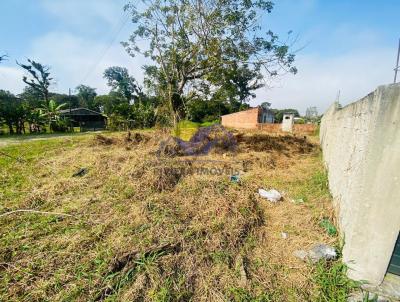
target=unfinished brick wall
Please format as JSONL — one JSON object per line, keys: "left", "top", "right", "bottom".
{"left": 257, "top": 123, "right": 316, "bottom": 134}
{"left": 293, "top": 124, "right": 317, "bottom": 134}
{"left": 221, "top": 108, "right": 317, "bottom": 134}
{"left": 221, "top": 107, "right": 260, "bottom": 129}
{"left": 257, "top": 123, "right": 281, "bottom": 132}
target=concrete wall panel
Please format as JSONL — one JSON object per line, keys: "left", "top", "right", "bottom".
{"left": 320, "top": 83, "right": 400, "bottom": 285}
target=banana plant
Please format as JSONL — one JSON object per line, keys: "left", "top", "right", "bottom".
{"left": 39, "top": 99, "right": 67, "bottom": 132}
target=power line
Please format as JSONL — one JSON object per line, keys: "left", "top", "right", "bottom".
{"left": 78, "top": 11, "right": 131, "bottom": 86}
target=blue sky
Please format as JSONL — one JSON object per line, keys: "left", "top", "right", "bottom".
{"left": 1, "top": 0, "right": 399, "bottom": 114}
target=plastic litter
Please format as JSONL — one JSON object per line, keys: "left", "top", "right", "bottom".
{"left": 230, "top": 174, "right": 240, "bottom": 183}
{"left": 308, "top": 244, "right": 337, "bottom": 263}
{"left": 72, "top": 167, "right": 88, "bottom": 177}
{"left": 258, "top": 189, "right": 282, "bottom": 202}
{"left": 293, "top": 243, "right": 337, "bottom": 263}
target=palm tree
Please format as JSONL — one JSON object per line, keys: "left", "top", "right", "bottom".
{"left": 40, "top": 99, "right": 67, "bottom": 132}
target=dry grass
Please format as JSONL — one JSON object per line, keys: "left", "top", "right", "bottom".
{"left": 0, "top": 130, "right": 340, "bottom": 301}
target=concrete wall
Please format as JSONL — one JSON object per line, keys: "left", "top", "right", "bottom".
{"left": 320, "top": 83, "right": 400, "bottom": 285}
{"left": 221, "top": 107, "right": 260, "bottom": 129}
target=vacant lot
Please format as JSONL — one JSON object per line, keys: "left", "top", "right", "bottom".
{"left": 0, "top": 129, "right": 355, "bottom": 301}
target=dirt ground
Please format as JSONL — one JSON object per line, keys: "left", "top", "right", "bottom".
{"left": 0, "top": 129, "right": 341, "bottom": 301}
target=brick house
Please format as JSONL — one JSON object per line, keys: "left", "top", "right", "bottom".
{"left": 221, "top": 105, "right": 275, "bottom": 129}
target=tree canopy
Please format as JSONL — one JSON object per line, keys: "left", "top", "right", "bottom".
{"left": 76, "top": 85, "right": 98, "bottom": 110}
{"left": 123, "top": 0, "right": 297, "bottom": 125}
{"left": 0, "top": 2, "right": 300, "bottom": 134}
{"left": 103, "top": 66, "right": 141, "bottom": 101}
{"left": 16, "top": 59, "right": 53, "bottom": 103}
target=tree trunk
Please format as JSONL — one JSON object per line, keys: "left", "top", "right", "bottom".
{"left": 7, "top": 122, "right": 13, "bottom": 134}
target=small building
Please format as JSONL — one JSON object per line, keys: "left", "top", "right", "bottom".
{"left": 281, "top": 113, "right": 294, "bottom": 132}
{"left": 221, "top": 105, "right": 275, "bottom": 129}
{"left": 59, "top": 108, "right": 107, "bottom": 131}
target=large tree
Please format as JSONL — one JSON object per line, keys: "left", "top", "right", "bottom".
{"left": 17, "top": 59, "right": 53, "bottom": 104}
{"left": 75, "top": 85, "right": 98, "bottom": 110}
{"left": 94, "top": 93, "right": 128, "bottom": 116}
{"left": 19, "top": 86, "right": 43, "bottom": 109}
{"left": 103, "top": 66, "right": 141, "bottom": 102}
{"left": 123, "top": 0, "right": 297, "bottom": 125}
{"left": 19, "top": 87, "right": 47, "bottom": 133}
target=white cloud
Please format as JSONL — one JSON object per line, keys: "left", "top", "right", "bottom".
{"left": 252, "top": 47, "right": 395, "bottom": 115}
{"left": 25, "top": 30, "right": 147, "bottom": 95}
{"left": 0, "top": 29, "right": 148, "bottom": 95}
{"left": 0, "top": 66, "right": 25, "bottom": 94}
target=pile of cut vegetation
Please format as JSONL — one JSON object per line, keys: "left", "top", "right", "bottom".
{"left": 158, "top": 125, "right": 237, "bottom": 157}
{"left": 0, "top": 130, "right": 356, "bottom": 301}
{"left": 94, "top": 131, "right": 151, "bottom": 147}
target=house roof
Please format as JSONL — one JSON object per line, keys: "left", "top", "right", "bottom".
{"left": 59, "top": 108, "right": 106, "bottom": 117}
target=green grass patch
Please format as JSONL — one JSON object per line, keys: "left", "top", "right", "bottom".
{"left": 313, "top": 260, "right": 359, "bottom": 302}
{"left": 320, "top": 218, "right": 338, "bottom": 236}
{"left": 261, "top": 153, "right": 331, "bottom": 204}
{"left": 0, "top": 138, "right": 87, "bottom": 210}
{"left": 229, "top": 287, "right": 272, "bottom": 302}
{"left": 172, "top": 120, "right": 220, "bottom": 140}
{"left": 200, "top": 119, "right": 219, "bottom": 127}
{"left": 173, "top": 120, "right": 200, "bottom": 141}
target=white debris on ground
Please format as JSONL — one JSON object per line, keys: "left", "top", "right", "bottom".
{"left": 293, "top": 250, "right": 308, "bottom": 260}
{"left": 258, "top": 189, "right": 282, "bottom": 202}
{"left": 281, "top": 232, "right": 288, "bottom": 239}
{"left": 291, "top": 198, "right": 304, "bottom": 204}
{"left": 293, "top": 243, "right": 337, "bottom": 263}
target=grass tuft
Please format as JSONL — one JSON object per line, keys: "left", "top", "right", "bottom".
{"left": 320, "top": 218, "right": 338, "bottom": 236}
{"left": 313, "top": 260, "right": 359, "bottom": 302}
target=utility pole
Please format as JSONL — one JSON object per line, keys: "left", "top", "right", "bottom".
{"left": 335, "top": 90, "right": 341, "bottom": 103}
{"left": 394, "top": 38, "right": 400, "bottom": 83}
{"left": 69, "top": 88, "right": 73, "bottom": 132}
{"left": 334, "top": 90, "right": 341, "bottom": 109}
